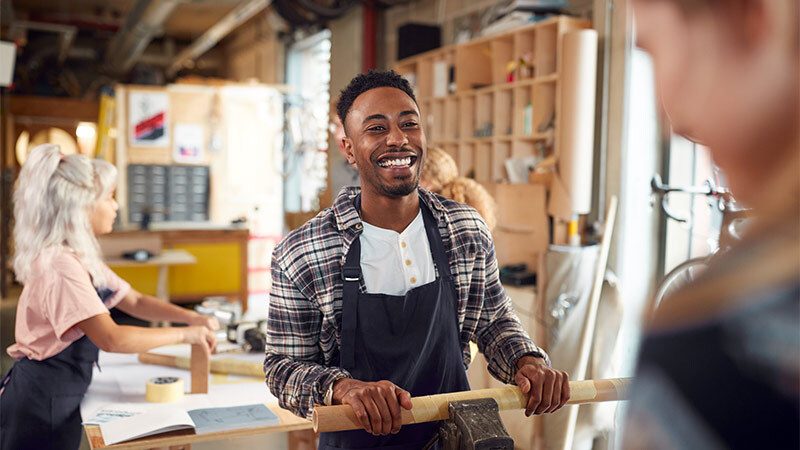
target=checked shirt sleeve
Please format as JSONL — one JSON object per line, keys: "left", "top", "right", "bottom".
{"left": 264, "top": 253, "right": 350, "bottom": 419}
{"left": 472, "top": 224, "right": 550, "bottom": 384}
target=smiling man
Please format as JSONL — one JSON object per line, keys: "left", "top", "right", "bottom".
{"left": 264, "top": 70, "right": 568, "bottom": 449}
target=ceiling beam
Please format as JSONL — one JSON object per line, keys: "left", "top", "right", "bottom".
{"left": 166, "top": 0, "right": 270, "bottom": 78}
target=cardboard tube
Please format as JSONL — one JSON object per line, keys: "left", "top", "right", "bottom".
{"left": 312, "top": 377, "right": 631, "bottom": 433}
{"left": 138, "top": 352, "right": 265, "bottom": 378}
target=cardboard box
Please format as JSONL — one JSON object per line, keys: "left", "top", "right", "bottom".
{"left": 490, "top": 183, "right": 549, "bottom": 271}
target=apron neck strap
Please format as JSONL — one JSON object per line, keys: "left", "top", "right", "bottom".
{"left": 342, "top": 193, "right": 451, "bottom": 282}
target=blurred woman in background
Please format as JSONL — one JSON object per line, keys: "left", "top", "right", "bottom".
{"left": 0, "top": 144, "right": 219, "bottom": 450}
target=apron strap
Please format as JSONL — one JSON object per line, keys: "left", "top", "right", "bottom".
{"left": 420, "top": 199, "right": 453, "bottom": 280}
{"left": 340, "top": 219, "right": 362, "bottom": 371}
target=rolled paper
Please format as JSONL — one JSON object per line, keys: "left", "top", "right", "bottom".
{"left": 312, "top": 377, "right": 631, "bottom": 433}
{"left": 138, "top": 352, "right": 265, "bottom": 378}
{"left": 145, "top": 376, "right": 185, "bottom": 403}
{"left": 559, "top": 29, "right": 598, "bottom": 215}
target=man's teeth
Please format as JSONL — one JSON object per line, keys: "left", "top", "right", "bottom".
{"left": 378, "top": 157, "right": 412, "bottom": 167}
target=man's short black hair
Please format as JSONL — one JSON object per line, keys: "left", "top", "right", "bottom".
{"left": 336, "top": 70, "right": 417, "bottom": 128}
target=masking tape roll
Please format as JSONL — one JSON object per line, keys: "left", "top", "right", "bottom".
{"left": 145, "top": 376, "right": 185, "bottom": 403}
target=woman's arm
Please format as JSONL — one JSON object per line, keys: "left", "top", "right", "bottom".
{"left": 114, "top": 288, "right": 219, "bottom": 330}
{"left": 76, "top": 312, "right": 216, "bottom": 355}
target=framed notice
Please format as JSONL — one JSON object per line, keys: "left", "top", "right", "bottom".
{"left": 129, "top": 91, "right": 169, "bottom": 147}
{"left": 173, "top": 123, "right": 205, "bottom": 164}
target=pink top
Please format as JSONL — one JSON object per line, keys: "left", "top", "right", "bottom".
{"left": 6, "top": 250, "right": 131, "bottom": 361}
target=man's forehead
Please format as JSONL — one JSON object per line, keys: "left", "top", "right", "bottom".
{"left": 351, "top": 87, "right": 417, "bottom": 116}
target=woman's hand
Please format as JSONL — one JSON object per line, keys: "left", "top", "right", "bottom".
{"left": 181, "top": 325, "right": 217, "bottom": 355}
{"left": 190, "top": 313, "right": 220, "bottom": 331}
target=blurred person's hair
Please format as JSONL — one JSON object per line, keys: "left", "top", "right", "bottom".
{"left": 13, "top": 144, "right": 117, "bottom": 288}
{"left": 422, "top": 147, "right": 497, "bottom": 232}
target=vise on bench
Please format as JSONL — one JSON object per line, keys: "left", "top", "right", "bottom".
{"left": 425, "top": 398, "right": 514, "bottom": 450}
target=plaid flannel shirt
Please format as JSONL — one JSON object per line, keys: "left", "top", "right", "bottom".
{"left": 264, "top": 186, "right": 549, "bottom": 419}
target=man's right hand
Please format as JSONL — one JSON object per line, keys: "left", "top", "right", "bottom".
{"left": 332, "top": 378, "right": 413, "bottom": 436}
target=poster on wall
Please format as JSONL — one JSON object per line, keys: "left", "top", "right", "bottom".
{"left": 173, "top": 123, "right": 205, "bottom": 164}
{"left": 129, "top": 91, "right": 169, "bottom": 147}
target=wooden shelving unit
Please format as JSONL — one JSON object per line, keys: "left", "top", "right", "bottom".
{"left": 394, "top": 15, "right": 591, "bottom": 184}
{"left": 394, "top": 15, "right": 593, "bottom": 271}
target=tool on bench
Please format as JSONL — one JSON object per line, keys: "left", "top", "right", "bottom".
{"left": 313, "top": 378, "right": 631, "bottom": 449}
{"left": 226, "top": 321, "right": 267, "bottom": 352}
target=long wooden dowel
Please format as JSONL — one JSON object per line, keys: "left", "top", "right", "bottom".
{"left": 562, "top": 195, "right": 618, "bottom": 450}
{"left": 138, "top": 352, "right": 265, "bottom": 378}
{"left": 312, "top": 377, "right": 631, "bottom": 433}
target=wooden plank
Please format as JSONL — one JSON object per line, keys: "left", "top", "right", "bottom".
{"left": 9, "top": 95, "right": 99, "bottom": 121}
{"left": 190, "top": 344, "right": 209, "bottom": 394}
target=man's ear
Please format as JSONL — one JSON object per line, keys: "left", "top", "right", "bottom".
{"left": 342, "top": 137, "right": 357, "bottom": 169}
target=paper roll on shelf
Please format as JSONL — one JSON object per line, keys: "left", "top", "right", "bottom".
{"left": 558, "top": 29, "right": 598, "bottom": 215}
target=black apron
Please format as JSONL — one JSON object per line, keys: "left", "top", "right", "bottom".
{"left": 318, "top": 199, "right": 470, "bottom": 450}
{"left": 0, "top": 287, "right": 114, "bottom": 450}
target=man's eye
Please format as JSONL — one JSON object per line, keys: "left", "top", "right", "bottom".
{"left": 403, "top": 122, "right": 418, "bottom": 128}
{"left": 368, "top": 125, "right": 385, "bottom": 132}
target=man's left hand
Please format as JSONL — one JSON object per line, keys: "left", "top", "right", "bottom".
{"left": 514, "top": 355, "right": 570, "bottom": 416}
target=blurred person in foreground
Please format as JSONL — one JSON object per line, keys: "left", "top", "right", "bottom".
{"left": 419, "top": 146, "right": 497, "bottom": 232}
{"left": 625, "top": 0, "right": 799, "bottom": 448}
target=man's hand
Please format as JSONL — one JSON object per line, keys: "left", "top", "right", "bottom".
{"left": 514, "top": 355, "right": 570, "bottom": 416}
{"left": 332, "top": 378, "right": 413, "bottom": 436}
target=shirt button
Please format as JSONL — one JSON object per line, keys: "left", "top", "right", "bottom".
{"left": 401, "top": 241, "right": 406, "bottom": 248}
{"left": 355, "top": 223, "right": 363, "bottom": 230}
{"left": 405, "top": 259, "right": 412, "bottom": 266}
{"left": 410, "top": 277, "right": 417, "bottom": 284}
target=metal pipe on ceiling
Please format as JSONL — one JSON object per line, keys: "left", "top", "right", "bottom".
{"left": 8, "top": 20, "right": 77, "bottom": 64}
{"left": 105, "top": 0, "right": 182, "bottom": 73}
{"left": 165, "top": 0, "right": 270, "bottom": 78}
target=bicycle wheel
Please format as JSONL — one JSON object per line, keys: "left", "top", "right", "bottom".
{"left": 653, "top": 257, "right": 708, "bottom": 310}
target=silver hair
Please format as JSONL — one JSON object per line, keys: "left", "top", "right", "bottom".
{"left": 13, "top": 144, "right": 118, "bottom": 288}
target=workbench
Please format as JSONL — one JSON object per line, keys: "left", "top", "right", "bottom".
{"left": 81, "top": 348, "right": 312, "bottom": 449}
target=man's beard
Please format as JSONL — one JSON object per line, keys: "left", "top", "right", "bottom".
{"left": 380, "top": 178, "right": 419, "bottom": 198}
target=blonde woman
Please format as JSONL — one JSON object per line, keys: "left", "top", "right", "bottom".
{"left": 0, "top": 144, "right": 218, "bottom": 450}
{"left": 419, "top": 146, "right": 497, "bottom": 232}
